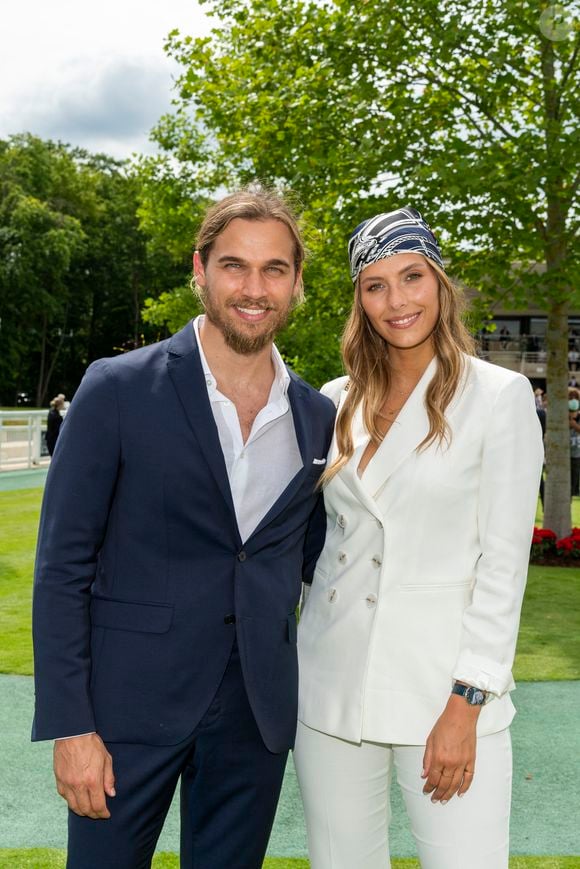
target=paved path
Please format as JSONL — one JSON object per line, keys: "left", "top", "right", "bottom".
{"left": 0, "top": 468, "right": 48, "bottom": 492}
{"left": 1, "top": 676, "right": 579, "bottom": 857}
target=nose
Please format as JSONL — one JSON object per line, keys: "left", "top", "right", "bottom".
{"left": 242, "top": 269, "right": 265, "bottom": 298}
{"left": 387, "top": 284, "right": 408, "bottom": 310}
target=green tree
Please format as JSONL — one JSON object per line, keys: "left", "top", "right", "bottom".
{"left": 0, "top": 136, "right": 86, "bottom": 405}
{"left": 0, "top": 136, "right": 183, "bottom": 406}
{"left": 151, "top": 0, "right": 579, "bottom": 535}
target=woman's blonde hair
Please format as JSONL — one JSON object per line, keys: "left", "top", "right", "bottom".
{"left": 322, "top": 261, "right": 475, "bottom": 484}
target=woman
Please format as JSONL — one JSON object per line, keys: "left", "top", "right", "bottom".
{"left": 295, "top": 207, "right": 544, "bottom": 869}
{"left": 46, "top": 394, "right": 65, "bottom": 456}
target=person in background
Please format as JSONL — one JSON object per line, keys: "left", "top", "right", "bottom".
{"left": 46, "top": 394, "right": 65, "bottom": 456}
{"left": 536, "top": 397, "right": 546, "bottom": 507}
{"left": 569, "top": 389, "right": 580, "bottom": 498}
{"left": 295, "top": 207, "right": 544, "bottom": 869}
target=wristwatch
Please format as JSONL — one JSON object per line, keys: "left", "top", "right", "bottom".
{"left": 451, "top": 682, "right": 487, "bottom": 705}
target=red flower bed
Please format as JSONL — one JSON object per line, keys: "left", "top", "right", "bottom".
{"left": 530, "top": 526, "right": 580, "bottom": 566}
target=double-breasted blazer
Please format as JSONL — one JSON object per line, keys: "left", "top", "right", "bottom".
{"left": 32, "top": 322, "right": 335, "bottom": 753}
{"left": 298, "top": 355, "right": 544, "bottom": 745}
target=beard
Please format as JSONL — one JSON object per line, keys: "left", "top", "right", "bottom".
{"left": 201, "top": 287, "right": 295, "bottom": 355}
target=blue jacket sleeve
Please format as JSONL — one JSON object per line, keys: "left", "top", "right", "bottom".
{"left": 32, "top": 360, "right": 121, "bottom": 740}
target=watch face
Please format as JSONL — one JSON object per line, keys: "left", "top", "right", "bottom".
{"left": 467, "top": 688, "right": 486, "bottom": 705}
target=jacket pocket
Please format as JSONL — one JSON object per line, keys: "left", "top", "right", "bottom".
{"left": 90, "top": 595, "right": 173, "bottom": 633}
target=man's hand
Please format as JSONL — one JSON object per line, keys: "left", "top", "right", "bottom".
{"left": 53, "top": 733, "right": 116, "bottom": 818}
{"left": 421, "top": 695, "right": 480, "bottom": 804}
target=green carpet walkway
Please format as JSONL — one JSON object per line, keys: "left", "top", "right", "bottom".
{"left": 1, "top": 676, "right": 579, "bottom": 857}
{"left": 0, "top": 469, "right": 48, "bottom": 492}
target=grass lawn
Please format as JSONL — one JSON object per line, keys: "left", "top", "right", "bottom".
{"left": 515, "top": 565, "right": 580, "bottom": 680}
{"left": 0, "top": 488, "right": 42, "bottom": 674}
{"left": 1, "top": 488, "right": 579, "bottom": 680}
{"left": 535, "top": 494, "right": 580, "bottom": 527}
{"left": 0, "top": 853, "right": 578, "bottom": 869}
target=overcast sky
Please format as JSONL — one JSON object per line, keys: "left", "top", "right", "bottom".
{"left": 0, "top": 0, "right": 213, "bottom": 159}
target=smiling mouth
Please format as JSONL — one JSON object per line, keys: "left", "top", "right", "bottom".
{"left": 233, "top": 305, "right": 272, "bottom": 321}
{"left": 386, "top": 312, "right": 421, "bottom": 329}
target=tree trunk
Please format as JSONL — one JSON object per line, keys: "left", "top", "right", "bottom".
{"left": 132, "top": 269, "right": 140, "bottom": 349}
{"left": 36, "top": 312, "right": 48, "bottom": 408}
{"left": 543, "top": 301, "right": 571, "bottom": 537}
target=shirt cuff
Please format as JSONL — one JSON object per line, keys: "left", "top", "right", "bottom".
{"left": 55, "top": 732, "right": 96, "bottom": 740}
{"left": 452, "top": 650, "right": 516, "bottom": 698}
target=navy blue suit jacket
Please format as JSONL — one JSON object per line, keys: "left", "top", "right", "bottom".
{"left": 32, "top": 323, "right": 335, "bottom": 753}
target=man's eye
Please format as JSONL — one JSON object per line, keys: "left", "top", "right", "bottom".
{"left": 224, "top": 262, "right": 241, "bottom": 269}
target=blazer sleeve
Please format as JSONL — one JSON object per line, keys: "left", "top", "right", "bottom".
{"left": 32, "top": 359, "right": 121, "bottom": 740}
{"left": 302, "top": 493, "right": 327, "bottom": 585}
{"left": 452, "top": 374, "right": 544, "bottom": 697}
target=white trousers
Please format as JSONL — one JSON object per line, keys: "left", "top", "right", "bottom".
{"left": 294, "top": 722, "right": 512, "bottom": 869}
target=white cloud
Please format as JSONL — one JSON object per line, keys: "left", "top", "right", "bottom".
{"left": 0, "top": 0, "right": 213, "bottom": 158}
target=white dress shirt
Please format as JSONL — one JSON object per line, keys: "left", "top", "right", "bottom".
{"left": 193, "top": 316, "right": 303, "bottom": 543}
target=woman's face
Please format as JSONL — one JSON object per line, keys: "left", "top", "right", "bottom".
{"left": 358, "top": 252, "right": 440, "bottom": 352}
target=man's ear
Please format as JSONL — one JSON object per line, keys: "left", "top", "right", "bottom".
{"left": 193, "top": 251, "right": 205, "bottom": 287}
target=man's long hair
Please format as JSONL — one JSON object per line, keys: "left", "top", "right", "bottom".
{"left": 195, "top": 184, "right": 306, "bottom": 302}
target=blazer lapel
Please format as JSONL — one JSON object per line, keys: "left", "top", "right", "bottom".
{"left": 247, "top": 372, "right": 314, "bottom": 541}
{"left": 364, "top": 356, "right": 437, "bottom": 498}
{"left": 328, "top": 384, "right": 385, "bottom": 522}
{"left": 166, "top": 323, "right": 239, "bottom": 532}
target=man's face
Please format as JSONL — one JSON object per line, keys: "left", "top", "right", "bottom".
{"left": 193, "top": 218, "right": 301, "bottom": 355}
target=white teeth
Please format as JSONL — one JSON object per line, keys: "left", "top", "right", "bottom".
{"left": 236, "top": 306, "right": 267, "bottom": 316}
{"left": 389, "top": 313, "right": 420, "bottom": 325}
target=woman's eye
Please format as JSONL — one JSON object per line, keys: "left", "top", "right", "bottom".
{"left": 406, "top": 272, "right": 422, "bottom": 281}
{"left": 366, "top": 283, "right": 384, "bottom": 292}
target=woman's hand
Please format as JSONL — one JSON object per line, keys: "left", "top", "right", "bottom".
{"left": 421, "top": 694, "right": 481, "bottom": 804}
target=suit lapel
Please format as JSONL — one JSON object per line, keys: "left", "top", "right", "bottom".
{"left": 363, "top": 356, "right": 437, "bottom": 498}
{"left": 334, "top": 357, "right": 437, "bottom": 511}
{"left": 327, "top": 385, "right": 385, "bottom": 522}
{"left": 166, "top": 323, "right": 239, "bottom": 535}
{"left": 247, "top": 373, "right": 314, "bottom": 541}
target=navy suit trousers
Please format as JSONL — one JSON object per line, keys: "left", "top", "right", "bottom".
{"left": 66, "top": 639, "right": 288, "bottom": 869}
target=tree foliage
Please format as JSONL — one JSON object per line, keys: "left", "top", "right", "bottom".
{"left": 149, "top": 0, "right": 579, "bottom": 533}
{"left": 0, "top": 136, "right": 183, "bottom": 406}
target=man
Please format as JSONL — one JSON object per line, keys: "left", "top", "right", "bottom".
{"left": 32, "top": 186, "right": 335, "bottom": 868}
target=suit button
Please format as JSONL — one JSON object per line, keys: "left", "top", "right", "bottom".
{"left": 366, "top": 593, "right": 378, "bottom": 608}
{"left": 224, "top": 614, "right": 236, "bottom": 625}
{"left": 328, "top": 588, "right": 338, "bottom": 603}
{"left": 337, "top": 514, "right": 347, "bottom": 528}
{"left": 238, "top": 551, "right": 247, "bottom": 562}
{"left": 371, "top": 555, "right": 382, "bottom": 568}
{"left": 338, "top": 551, "right": 347, "bottom": 564}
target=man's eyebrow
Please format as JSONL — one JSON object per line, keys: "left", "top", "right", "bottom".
{"left": 216, "top": 255, "right": 291, "bottom": 268}
{"left": 217, "top": 255, "right": 246, "bottom": 264}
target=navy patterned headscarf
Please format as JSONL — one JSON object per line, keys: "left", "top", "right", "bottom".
{"left": 348, "top": 207, "right": 444, "bottom": 283}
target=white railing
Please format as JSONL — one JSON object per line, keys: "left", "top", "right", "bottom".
{"left": 0, "top": 410, "right": 51, "bottom": 471}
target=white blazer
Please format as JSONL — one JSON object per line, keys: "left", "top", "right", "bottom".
{"left": 298, "top": 355, "right": 544, "bottom": 745}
